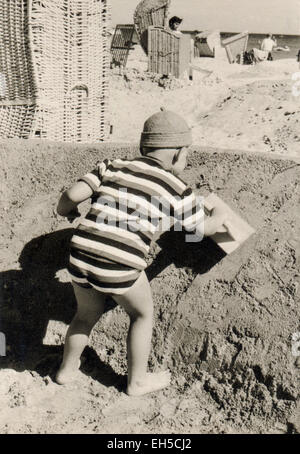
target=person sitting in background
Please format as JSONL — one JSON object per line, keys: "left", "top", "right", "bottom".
{"left": 168, "top": 16, "right": 183, "bottom": 36}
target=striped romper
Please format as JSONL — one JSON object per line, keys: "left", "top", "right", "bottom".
{"left": 68, "top": 157, "right": 204, "bottom": 295}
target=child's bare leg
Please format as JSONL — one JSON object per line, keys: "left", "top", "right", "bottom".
{"left": 56, "top": 282, "right": 106, "bottom": 385}
{"left": 113, "top": 271, "right": 171, "bottom": 396}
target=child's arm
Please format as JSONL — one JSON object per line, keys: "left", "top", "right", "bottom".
{"left": 57, "top": 181, "right": 93, "bottom": 220}
{"left": 58, "top": 159, "right": 111, "bottom": 221}
{"left": 177, "top": 188, "right": 229, "bottom": 240}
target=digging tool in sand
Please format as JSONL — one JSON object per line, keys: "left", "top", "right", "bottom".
{"left": 162, "top": 193, "right": 256, "bottom": 368}
{"left": 204, "top": 193, "right": 256, "bottom": 254}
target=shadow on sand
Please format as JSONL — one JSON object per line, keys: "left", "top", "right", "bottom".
{"left": 0, "top": 227, "right": 224, "bottom": 390}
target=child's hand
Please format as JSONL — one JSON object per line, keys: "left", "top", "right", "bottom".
{"left": 203, "top": 206, "right": 228, "bottom": 237}
{"left": 211, "top": 206, "right": 228, "bottom": 228}
{"left": 66, "top": 208, "right": 80, "bottom": 223}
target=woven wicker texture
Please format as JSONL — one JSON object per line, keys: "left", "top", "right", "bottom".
{"left": 148, "top": 27, "right": 191, "bottom": 78}
{"left": 134, "top": 0, "right": 170, "bottom": 54}
{"left": 110, "top": 24, "right": 135, "bottom": 68}
{"left": 0, "top": 0, "right": 111, "bottom": 142}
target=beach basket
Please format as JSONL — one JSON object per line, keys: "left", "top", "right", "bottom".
{"left": 222, "top": 31, "right": 249, "bottom": 64}
{"left": 110, "top": 24, "right": 136, "bottom": 68}
{"left": 194, "top": 30, "right": 221, "bottom": 58}
{"left": 134, "top": 0, "right": 171, "bottom": 54}
{"left": 148, "top": 27, "right": 191, "bottom": 79}
{"left": 0, "top": 0, "right": 111, "bottom": 142}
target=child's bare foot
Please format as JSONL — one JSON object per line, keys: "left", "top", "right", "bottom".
{"left": 126, "top": 370, "right": 171, "bottom": 396}
{"left": 55, "top": 360, "right": 81, "bottom": 385}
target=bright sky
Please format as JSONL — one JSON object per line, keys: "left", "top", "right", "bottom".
{"left": 111, "top": 0, "right": 300, "bottom": 34}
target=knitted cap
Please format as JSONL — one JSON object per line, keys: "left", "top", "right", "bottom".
{"left": 140, "top": 107, "right": 192, "bottom": 149}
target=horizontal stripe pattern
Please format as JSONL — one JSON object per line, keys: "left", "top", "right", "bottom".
{"left": 68, "top": 250, "right": 140, "bottom": 295}
{"left": 70, "top": 157, "right": 204, "bottom": 289}
{"left": 79, "top": 159, "right": 111, "bottom": 192}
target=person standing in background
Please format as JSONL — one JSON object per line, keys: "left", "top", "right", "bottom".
{"left": 260, "top": 33, "right": 277, "bottom": 61}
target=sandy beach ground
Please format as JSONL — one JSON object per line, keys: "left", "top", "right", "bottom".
{"left": 0, "top": 47, "right": 300, "bottom": 434}
{"left": 111, "top": 46, "right": 300, "bottom": 158}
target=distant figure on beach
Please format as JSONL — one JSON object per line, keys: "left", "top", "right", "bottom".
{"left": 252, "top": 34, "right": 278, "bottom": 64}
{"left": 55, "top": 108, "right": 229, "bottom": 396}
{"left": 168, "top": 16, "right": 183, "bottom": 36}
{"left": 260, "top": 33, "right": 277, "bottom": 60}
{"left": 274, "top": 45, "right": 290, "bottom": 52}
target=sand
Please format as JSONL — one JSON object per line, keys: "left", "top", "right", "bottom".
{"left": 111, "top": 48, "right": 300, "bottom": 157}
{"left": 0, "top": 50, "right": 300, "bottom": 434}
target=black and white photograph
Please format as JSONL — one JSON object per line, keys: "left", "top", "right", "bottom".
{"left": 0, "top": 0, "right": 299, "bottom": 436}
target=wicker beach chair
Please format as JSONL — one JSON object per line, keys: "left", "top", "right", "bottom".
{"left": 222, "top": 31, "right": 249, "bottom": 64}
{"left": 0, "top": 0, "right": 111, "bottom": 142}
{"left": 148, "top": 27, "right": 191, "bottom": 79}
{"left": 194, "top": 30, "right": 221, "bottom": 58}
{"left": 110, "top": 24, "right": 136, "bottom": 68}
{"left": 134, "top": 0, "right": 171, "bottom": 54}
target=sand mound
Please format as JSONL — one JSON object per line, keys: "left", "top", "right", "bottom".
{"left": 110, "top": 55, "right": 300, "bottom": 158}
{"left": 0, "top": 141, "right": 299, "bottom": 434}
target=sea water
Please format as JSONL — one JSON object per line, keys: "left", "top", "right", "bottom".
{"left": 184, "top": 31, "right": 300, "bottom": 60}
{"left": 236, "top": 33, "right": 299, "bottom": 60}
